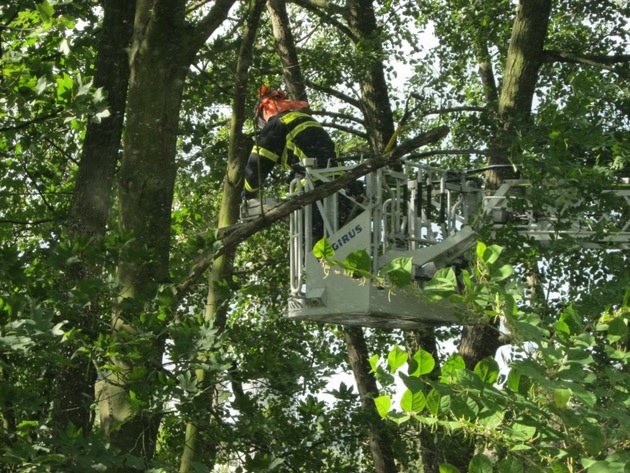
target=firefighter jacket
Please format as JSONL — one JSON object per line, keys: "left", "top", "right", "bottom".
{"left": 244, "top": 110, "right": 337, "bottom": 198}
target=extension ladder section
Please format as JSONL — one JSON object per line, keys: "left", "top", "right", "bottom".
{"left": 483, "top": 180, "right": 630, "bottom": 249}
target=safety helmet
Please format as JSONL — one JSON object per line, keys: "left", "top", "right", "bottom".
{"left": 255, "top": 86, "right": 309, "bottom": 128}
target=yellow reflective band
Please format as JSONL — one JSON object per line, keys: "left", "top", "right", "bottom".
{"left": 279, "top": 111, "right": 312, "bottom": 125}
{"left": 252, "top": 145, "right": 279, "bottom": 163}
{"left": 286, "top": 121, "right": 321, "bottom": 143}
{"left": 244, "top": 180, "right": 258, "bottom": 192}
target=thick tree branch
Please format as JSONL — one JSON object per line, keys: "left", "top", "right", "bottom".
{"left": 290, "top": 0, "right": 355, "bottom": 42}
{"left": 188, "top": 0, "right": 239, "bottom": 54}
{"left": 420, "top": 106, "right": 487, "bottom": 118}
{"left": 543, "top": 50, "right": 630, "bottom": 71}
{"left": 0, "top": 218, "right": 55, "bottom": 225}
{"left": 318, "top": 121, "right": 368, "bottom": 139}
{"left": 312, "top": 109, "right": 365, "bottom": 126}
{"left": 476, "top": 41, "right": 499, "bottom": 104}
{"left": 305, "top": 80, "right": 362, "bottom": 109}
{"left": 174, "top": 125, "right": 449, "bottom": 299}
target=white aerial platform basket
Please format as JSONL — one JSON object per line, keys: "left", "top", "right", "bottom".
{"left": 287, "top": 159, "right": 480, "bottom": 329}
{"left": 288, "top": 212, "right": 476, "bottom": 329}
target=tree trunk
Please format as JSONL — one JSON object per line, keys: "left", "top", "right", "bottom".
{"left": 486, "top": 0, "right": 552, "bottom": 189}
{"left": 345, "top": 326, "right": 398, "bottom": 473}
{"left": 51, "top": 0, "right": 135, "bottom": 437}
{"left": 268, "top": 3, "right": 400, "bottom": 470}
{"left": 460, "top": 0, "right": 552, "bottom": 370}
{"left": 267, "top": 0, "right": 307, "bottom": 101}
{"left": 96, "top": 0, "right": 192, "bottom": 467}
{"left": 346, "top": 0, "right": 395, "bottom": 153}
{"left": 453, "top": 0, "right": 552, "bottom": 468}
{"left": 179, "top": 1, "right": 265, "bottom": 471}
{"left": 406, "top": 329, "right": 442, "bottom": 472}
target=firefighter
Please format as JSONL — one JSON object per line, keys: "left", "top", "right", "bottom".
{"left": 242, "top": 86, "right": 363, "bottom": 241}
{"left": 243, "top": 86, "right": 338, "bottom": 200}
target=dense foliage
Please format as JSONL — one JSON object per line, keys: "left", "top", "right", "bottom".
{"left": 1, "top": 0, "right": 628, "bottom": 471}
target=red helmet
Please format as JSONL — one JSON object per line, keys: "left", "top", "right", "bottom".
{"left": 255, "top": 86, "right": 309, "bottom": 126}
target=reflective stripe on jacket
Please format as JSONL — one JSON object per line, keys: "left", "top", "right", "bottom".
{"left": 244, "top": 111, "right": 336, "bottom": 195}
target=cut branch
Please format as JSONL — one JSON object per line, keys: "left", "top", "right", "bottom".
{"left": 174, "top": 125, "right": 449, "bottom": 299}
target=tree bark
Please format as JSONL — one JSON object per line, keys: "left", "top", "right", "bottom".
{"left": 51, "top": 0, "right": 135, "bottom": 437}
{"left": 179, "top": 1, "right": 264, "bottom": 470}
{"left": 95, "top": 1, "right": 236, "bottom": 468}
{"left": 460, "top": 0, "right": 552, "bottom": 370}
{"left": 486, "top": 0, "right": 552, "bottom": 189}
{"left": 97, "top": 1, "right": 190, "bottom": 465}
{"left": 345, "top": 327, "right": 398, "bottom": 473}
{"left": 453, "top": 2, "right": 552, "bottom": 467}
{"left": 405, "top": 329, "right": 442, "bottom": 472}
{"left": 346, "top": 0, "right": 395, "bottom": 153}
{"left": 267, "top": 0, "right": 307, "bottom": 101}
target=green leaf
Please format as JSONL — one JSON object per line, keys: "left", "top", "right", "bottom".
{"left": 554, "top": 320, "right": 570, "bottom": 336}
{"left": 477, "top": 242, "right": 502, "bottom": 265}
{"left": 368, "top": 354, "right": 379, "bottom": 374}
{"left": 607, "top": 317, "right": 628, "bottom": 343}
{"left": 510, "top": 421, "right": 536, "bottom": 441}
{"left": 476, "top": 241, "right": 487, "bottom": 261}
{"left": 582, "top": 423, "right": 604, "bottom": 456}
{"left": 506, "top": 368, "right": 521, "bottom": 392}
{"left": 554, "top": 388, "right": 571, "bottom": 409}
{"left": 450, "top": 396, "right": 479, "bottom": 420}
{"left": 469, "top": 453, "right": 493, "bottom": 473}
{"left": 388, "top": 412, "right": 411, "bottom": 425}
{"left": 552, "top": 463, "right": 571, "bottom": 473}
{"left": 440, "top": 354, "right": 466, "bottom": 383}
{"left": 387, "top": 345, "right": 408, "bottom": 373}
{"left": 585, "top": 461, "right": 630, "bottom": 473}
{"left": 56, "top": 73, "right": 73, "bottom": 101}
{"left": 374, "top": 395, "right": 391, "bottom": 419}
{"left": 478, "top": 408, "right": 504, "bottom": 430}
{"left": 509, "top": 444, "right": 531, "bottom": 452}
{"left": 76, "top": 76, "right": 92, "bottom": 97}
{"left": 380, "top": 257, "right": 413, "bottom": 288}
{"left": 439, "top": 464, "right": 461, "bottom": 473}
{"left": 474, "top": 357, "right": 500, "bottom": 384}
{"left": 490, "top": 264, "right": 513, "bottom": 281}
{"left": 409, "top": 348, "right": 436, "bottom": 376}
{"left": 559, "top": 305, "right": 583, "bottom": 334}
{"left": 399, "top": 372, "right": 423, "bottom": 393}
{"left": 426, "top": 388, "right": 441, "bottom": 416}
{"left": 498, "top": 456, "right": 524, "bottom": 473}
{"left": 36, "top": 0, "right": 54, "bottom": 22}
{"left": 313, "top": 238, "right": 335, "bottom": 260}
{"left": 428, "top": 267, "right": 458, "bottom": 289}
{"left": 400, "top": 389, "right": 426, "bottom": 413}
{"left": 343, "top": 249, "right": 372, "bottom": 275}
